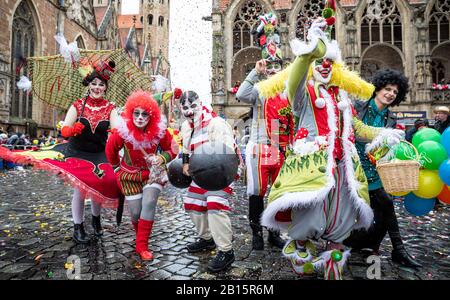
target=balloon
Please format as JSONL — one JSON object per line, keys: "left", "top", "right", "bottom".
{"left": 413, "top": 169, "right": 444, "bottom": 199}
{"left": 189, "top": 142, "right": 239, "bottom": 191}
{"left": 390, "top": 190, "right": 409, "bottom": 197}
{"left": 442, "top": 127, "right": 450, "bottom": 156}
{"left": 404, "top": 193, "right": 435, "bottom": 216}
{"left": 417, "top": 141, "right": 447, "bottom": 170}
{"left": 33, "top": 139, "right": 39, "bottom": 145}
{"left": 393, "top": 142, "right": 417, "bottom": 160}
{"left": 438, "top": 159, "right": 450, "bottom": 186}
{"left": 412, "top": 128, "right": 441, "bottom": 148}
{"left": 437, "top": 185, "right": 450, "bottom": 205}
{"left": 167, "top": 158, "right": 192, "bottom": 189}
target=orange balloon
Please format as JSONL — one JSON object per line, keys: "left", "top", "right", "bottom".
{"left": 437, "top": 185, "right": 450, "bottom": 205}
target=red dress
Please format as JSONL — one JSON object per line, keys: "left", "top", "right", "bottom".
{"left": 106, "top": 122, "right": 179, "bottom": 196}
{"left": 0, "top": 96, "right": 121, "bottom": 207}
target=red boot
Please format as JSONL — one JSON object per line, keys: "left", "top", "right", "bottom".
{"left": 135, "top": 219, "right": 154, "bottom": 261}
{"left": 132, "top": 221, "right": 138, "bottom": 233}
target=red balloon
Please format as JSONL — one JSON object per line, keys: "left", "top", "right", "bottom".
{"left": 437, "top": 185, "right": 450, "bottom": 204}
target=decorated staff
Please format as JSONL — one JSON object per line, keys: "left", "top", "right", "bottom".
{"left": 236, "top": 12, "right": 294, "bottom": 250}
{"left": 259, "top": 14, "right": 405, "bottom": 279}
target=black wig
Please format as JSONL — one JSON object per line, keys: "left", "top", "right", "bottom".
{"left": 370, "top": 69, "right": 409, "bottom": 106}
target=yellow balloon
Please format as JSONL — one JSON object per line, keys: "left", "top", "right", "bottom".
{"left": 33, "top": 139, "right": 39, "bottom": 145}
{"left": 389, "top": 190, "right": 409, "bottom": 197}
{"left": 413, "top": 169, "right": 444, "bottom": 199}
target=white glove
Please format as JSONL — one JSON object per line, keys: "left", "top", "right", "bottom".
{"left": 307, "top": 18, "right": 327, "bottom": 42}
{"left": 366, "top": 128, "right": 405, "bottom": 154}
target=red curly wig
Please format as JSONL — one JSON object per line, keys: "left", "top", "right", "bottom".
{"left": 123, "top": 91, "right": 162, "bottom": 142}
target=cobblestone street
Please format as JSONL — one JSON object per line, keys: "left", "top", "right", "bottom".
{"left": 0, "top": 168, "right": 449, "bottom": 280}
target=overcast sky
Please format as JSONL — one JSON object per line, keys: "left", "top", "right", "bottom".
{"left": 121, "top": 0, "right": 213, "bottom": 103}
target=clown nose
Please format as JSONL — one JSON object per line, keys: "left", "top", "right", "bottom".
{"left": 322, "top": 59, "right": 331, "bottom": 68}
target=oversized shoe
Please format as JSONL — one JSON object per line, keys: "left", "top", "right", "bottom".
{"left": 282, "top": 239, "right": 322, "bottom": 276}
{"left": 135, "top": 219, "right": 154, "bottom": 261}
{"left": 321, "top": 249, "right": 351, "bottom": 280}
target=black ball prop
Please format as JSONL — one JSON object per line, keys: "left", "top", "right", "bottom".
{"left": 167, "top": 158, "right": 192, "bottom": 189}
{"left": 189, "top": 142, "right": 239, "bottom": 191}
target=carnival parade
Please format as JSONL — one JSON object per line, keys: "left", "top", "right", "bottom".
{"left": 0, "top": 0, "right": 449, "bottom": 283}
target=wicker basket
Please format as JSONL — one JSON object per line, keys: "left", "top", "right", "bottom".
{"left": 376, "top": 141, "right": 420, "bottom": 194}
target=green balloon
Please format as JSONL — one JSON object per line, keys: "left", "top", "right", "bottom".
{"left": 393, "top": 142, "right": 417, "bottom": 160}
{"left": 412, "top": 128, "right": 441, "bottom": 148}
{"left": 418, "top": 141, "right": 447, "bottom": 170}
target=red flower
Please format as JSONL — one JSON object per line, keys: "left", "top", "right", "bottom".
{"left": 260, "top": 35, "right": 266, "bottom": 46}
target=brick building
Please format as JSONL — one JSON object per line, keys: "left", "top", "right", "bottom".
{"left": 0, "top": 0, "right": 120, "bottom": 137}
{"left": 210, "top": 0, "right": 450, "bottom": 125}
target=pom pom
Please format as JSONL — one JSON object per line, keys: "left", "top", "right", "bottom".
{"left": 315, "top": 97, "right": 326, "bottom": 109}
{"left": 337, "top": 100, "right": 349, "bottom": 111}
{"left": 322, "top": 8, "right": 334, "bottom": 19}
{"left": 326, "top": 16, "right": 336, "bottom": 26}
{"left": 174, "top": 88, "right": 183, "bottom": 99}
{"left": 295, "top": 127, "right": 309, "bottom": 140}
{"left": 331, "top": 250, "right": 342, "bottom": 262}
{"left": 16, "top": 76, "right": 32, "bottom": 92}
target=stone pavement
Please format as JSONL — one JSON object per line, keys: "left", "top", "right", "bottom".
{"left": 0, "top": 168, "right": 449, "bottom": 280}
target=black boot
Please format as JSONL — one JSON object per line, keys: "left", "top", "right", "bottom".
{"left": 186, "top": 238, "right": 216, "bottom": 253}
{"left": 73, "top": 223, "right": 90, "bottom": 244}
{"left": 267, "top": 230, "right": 285, "bottom": 249}
{"left": 207, "top": 249, "right": 235, "bottom": 272}
{"left": 251, "top": 224, "right": 264, "bottom": 250}
{"left": 390, "top": 231, "right": 422, "bottom": 268}
{"left": 249, "top": 195, "right": 264, "bottom": 250}
{"left": 92, "top": 215, "right": 103, "bottom": 237}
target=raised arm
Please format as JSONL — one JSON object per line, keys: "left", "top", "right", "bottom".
{"left": 287, "top": 20, "right": 328, "bottom": 109}
{"left": 236, "top": 60, "right": 266, "bottom": 104}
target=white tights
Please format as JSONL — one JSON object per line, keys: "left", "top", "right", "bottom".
{"left": 71, "top": 188, "right": 102, "bottom": 224}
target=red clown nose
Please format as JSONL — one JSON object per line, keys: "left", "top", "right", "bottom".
{"left": 322, "top": 59, "right": 332, "bottom": 68}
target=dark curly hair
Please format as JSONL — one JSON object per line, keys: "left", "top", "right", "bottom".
{"left": 82, "top": 72, "right": 108, "bottom": 87}
{"left": 370, "top": 69, "right": 409, "bottom": 106}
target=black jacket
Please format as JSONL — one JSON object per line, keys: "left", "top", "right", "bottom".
{"left": 434, "top": 119, "right": 450, "bottom": 134}
{"left": 353, "top": 100, "right": 397, "bottom": 129}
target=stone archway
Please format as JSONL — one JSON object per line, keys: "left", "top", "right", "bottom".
{"left": 431, "top": 43, "right": 450, "bottom": 83}
{"left": 231, "top": 47, "right": 260, "bottom": 87}
{"left": 360, "top": 44, "right": 404, "bottom": 80}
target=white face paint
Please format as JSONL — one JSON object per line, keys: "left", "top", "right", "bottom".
{"left": 132, "top": 107, "right": 150, "bottom": 129}
{"left": 312, "top": 58, "right": 333, "bottom": 84}
{"left": 180, "top": 92, "right": 202, "bottom": 121}
{"left": 88, "top": 77, "right": 107, "bottom": 99}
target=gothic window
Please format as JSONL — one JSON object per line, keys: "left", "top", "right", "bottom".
{"left": 431, "top": 60, "right": 446, "bottom": 83}
{"left": 158, "top": 16, "right": 164, "bottom": 26}
{"left": 11, "top": 1, "right": 36, "bottom": 120}
{"left": 76, "top": 36, "right": 85, "bottom": 49}
{"left": 232, "top": 0, "right": 264, "bottom": 55}
{"left": 148, "top": 14, "right": 153, "bottom": 25}
{"left": 361, "top": 0, "right": 402, "bottom": 52}
{"left": 295, "top": 0, "right": 331, "bottom": 40}
{"left": 429, "top": 0, "right": 450, "bottom": 49}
